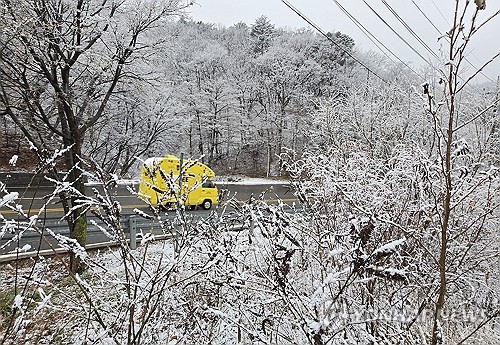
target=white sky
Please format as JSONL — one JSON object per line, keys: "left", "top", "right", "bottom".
{"left": 189, "top": 0, "right": 500, "bottom": 83}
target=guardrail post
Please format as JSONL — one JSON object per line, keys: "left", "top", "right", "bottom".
{"left": 173, "top": 217, "right": 180, "bottom": 254}
{"left": 246, "top": 215, "right": 255, "bottom": 244}
{"left": 249, "top": 216, "right": 255, "bottom": 236}
{"left": 129, "top": 216, "right": 137, "bottom": 250}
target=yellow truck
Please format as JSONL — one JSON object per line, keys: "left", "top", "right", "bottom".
{"left": 137, "top": 155, "right": 218, "bottom": 210}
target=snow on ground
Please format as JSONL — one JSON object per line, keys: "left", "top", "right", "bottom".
{"left": 214, "top": 176, "right": 288, "bottom": 185}
{"left": 85, "top": 176, "right": 288, "bottom": 187}
{"left": 84, "top": 179, "right": 140, "bottom": 187}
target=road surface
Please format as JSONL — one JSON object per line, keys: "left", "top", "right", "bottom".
{"left": 0, "top": 181, "right": 298, "bottom": 256}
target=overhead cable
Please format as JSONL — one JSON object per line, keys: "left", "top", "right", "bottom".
{"left": 381, "top": 0, "right": 440, "bottom": 61}
{"left": 411, "top": 0, "right": 495, "bottom": 83}
{"left": 412, "top": 0, "right": 443, "bottom": 34}
{"left": 363, "top": 0, "right": 432, "bottom": 66}
{"left": 331, "top": 0, "right": 422, "bottom": 79}
{"left": 280, "top": 0, "right": 388, "bottom": 84}
{"left": 431, "top": 0, "right": 451, "bottom": 26}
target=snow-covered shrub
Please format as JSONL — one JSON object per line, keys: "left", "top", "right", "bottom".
{"left": 276, "top": 145, "right": 499, "bottom": 344}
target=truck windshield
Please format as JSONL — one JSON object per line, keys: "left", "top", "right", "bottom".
{"left": 202, "top": 181, "right": 215, "bottom": 188}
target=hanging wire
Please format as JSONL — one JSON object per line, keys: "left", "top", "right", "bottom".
{"left": 411, "top": 0, "right": 496, "bottom": 83}
{"left": 331, "top": 0, "right": 422, "bottom": 79}
{"left": 362, "top": 0, "right": 432, "bottom": 66}
{"left": 281, "top": 0, "right": 388, "bottom": 84}
{"left": 381, "top": 0, "right": 440, "bottom": 61}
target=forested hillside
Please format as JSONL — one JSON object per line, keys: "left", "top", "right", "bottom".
{"left": 6, "top": 16, "right": 496, "bottom": 177}
{"left": 82, "top": 17, "right": 365, "bottom": 177}
{"left": 0, "top": 1, "right": 498, "bottom": 344}
{"left": 82, "top": 17, "right": 499, "bottom": 177}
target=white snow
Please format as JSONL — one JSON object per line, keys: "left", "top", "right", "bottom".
{"left": 328, "top": 248, "right": 344, "bottom": 257}
{"left": 133, "top": 208, "right": 153, "bottom": 220}
{"left": 116, "top": 179, "right": 139, "bottom": 186}
{"left": 27, "top": 139, "right": 37, "bottom": 152}
{"left": 75, "top": 273, "right": 94, "bottom": 294}
{"left": 140, "top": 233, "right": 155, "bottom": 246}
{"left": 143, "top": 157, "right": 161, "bottom": 167}
{"left": 9, "top": 155, "right": 18, "bottom": 166}
{"left": 35, "top": 288, "right": 52, "bottom": 313}
{"left": 19, "top": 244, "right": 32, "bottom": 252}
{"left": 85, "top": 179, "right": 139, "bottom": 187}
{"left": 13, "top": 294, "right": 23, "bottom": 309}
{"left": 372, "top": 238, "right": 405, "bottom": 257}
{"left": 215, "top": 176, "right": 288, "bottom": 185}
{"left": 0, "top": 192, "right": 19, "bottom": 207}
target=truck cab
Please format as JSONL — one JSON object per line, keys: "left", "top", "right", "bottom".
{"left": 137, "top": 155, "right": 218, "bottom": 210}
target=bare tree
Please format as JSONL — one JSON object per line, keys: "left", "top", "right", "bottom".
{"left": 426, "top": 1, "right": 499, "bottom": 343}
{"left": 0, "top": 0, "right": 192, "bottom": 272}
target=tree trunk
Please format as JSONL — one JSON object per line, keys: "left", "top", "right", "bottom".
{"left": 66, "top": 138, "right": 88, "bottom": 273}
{"left": 196, "top": 111, "right": 204, "bottom": 162}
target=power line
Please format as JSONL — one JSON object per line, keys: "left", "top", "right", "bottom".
{"left": 332, "top": 0, "right": 393, "bottom": 62}
{"left": 331, "top": 0, "right": 422, "bottom": 79}
{"left": 381, "top": 0, "right": 440, "bottom": 61}
{"left": 280, "top": 0, "right": 388, "bottom": 84}
{"left": 362, "top": 0, "right": 432, "bottom": 66}
{"left": 412, "top": 0, "right": 443, "bottom": 35}
{"left": 411, "top": 0, "right": 496, "bottom": 83}
{"left": 363, "top": 0, "right": 479, "bottom": 86}
{"left": 430, "top": 0, "right": 451, "bottom": 27}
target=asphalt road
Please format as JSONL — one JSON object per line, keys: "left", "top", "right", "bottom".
{"left": 1, "top": 181, "right": 294, "bottom": 217}
{"left": 0, "top": 181, "right": 297, "bottom": 256}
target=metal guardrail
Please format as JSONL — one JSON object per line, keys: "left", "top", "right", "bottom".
{"left": 2, "top": 216, "right": 166, "bottom": 235}
{"left": 0, "top": 215, "right": 153, "bottom": 262}
{"left": 0, "top": 215, "right": 246, "bottom": 263}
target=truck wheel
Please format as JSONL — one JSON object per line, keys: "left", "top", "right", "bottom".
{"left": 202, "top": 199, "right": 212, "bottom": 210}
